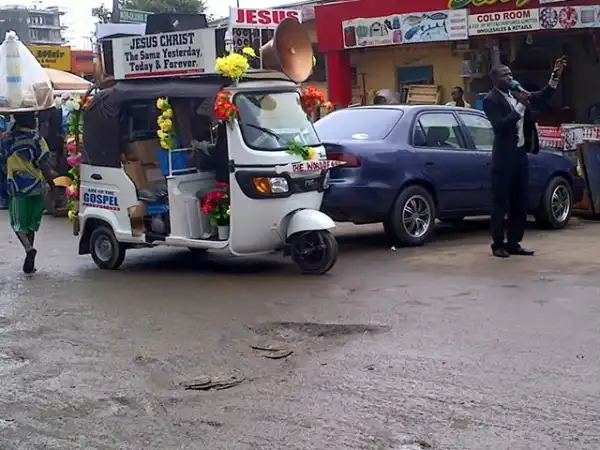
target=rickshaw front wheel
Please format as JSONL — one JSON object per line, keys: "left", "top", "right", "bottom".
{"left": 291, "top": 230, "right": 338, "bottom": 275}
{"left": 90, "top": 226, "right": 127, "bottom": 270}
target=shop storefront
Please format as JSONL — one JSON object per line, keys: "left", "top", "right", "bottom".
{"left": 315, "top": 0, "right": 600, "bottom": 109}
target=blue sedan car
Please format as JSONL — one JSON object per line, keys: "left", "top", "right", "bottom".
{"left": 316, "top": 105, "right": 585, "bottom": 246}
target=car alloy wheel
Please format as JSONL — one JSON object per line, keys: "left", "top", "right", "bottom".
{"left": 401, "top": 194, "right": 433, "bottom": 238}
{"left": 550, "top": 184, "right": 571, "bottom": 223}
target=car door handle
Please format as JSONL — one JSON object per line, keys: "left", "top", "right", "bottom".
{"left": 424, "top": 161, "right": 434, "bottom": 166}
{"left": 91, "top": 173, "right": 102, "bottom": 180}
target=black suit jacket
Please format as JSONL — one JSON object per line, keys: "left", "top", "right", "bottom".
{"left": 483, "top": 85, "right": 556, "bottom": 162}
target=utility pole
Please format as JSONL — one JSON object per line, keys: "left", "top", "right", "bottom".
{"left": 111, "top": 0, "right": 120, "bottom": 23}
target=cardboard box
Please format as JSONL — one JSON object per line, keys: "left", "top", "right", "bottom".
{"left": 125, "top": 161, "right": 148, "bottom": 189}
{"left": 124, "top": 140, "right": 159, "bottom": 165}
{"left": 144, "top": 164, "right": 166, "bottom": 184}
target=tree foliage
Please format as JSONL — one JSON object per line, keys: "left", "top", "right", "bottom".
{"left": 92, "top": 4, "right": 112, "bottom": 23}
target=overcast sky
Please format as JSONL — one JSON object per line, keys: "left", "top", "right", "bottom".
{"left": 9, "top": 0, "right": 295, "bottom": 49}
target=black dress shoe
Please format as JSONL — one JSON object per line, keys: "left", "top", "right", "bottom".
{"left": 508, "top": 246, "right": 535, "bottom": 256}
{"left": 492, "top": 248, "right": 510, "bottom": 258}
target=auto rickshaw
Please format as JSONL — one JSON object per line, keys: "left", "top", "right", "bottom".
{"left": 74, "top": 19, "right": 342, "bottom": 274}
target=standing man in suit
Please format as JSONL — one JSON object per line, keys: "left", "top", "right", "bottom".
{"left": 483, "top": 56, "right": 566, "bottom": 258}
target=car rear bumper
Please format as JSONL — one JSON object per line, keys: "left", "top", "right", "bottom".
{"left": 321, "top": 182, "right": 390, "bottom": 223}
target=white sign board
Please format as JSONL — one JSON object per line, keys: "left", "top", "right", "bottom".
{"left": 112, "top": 28, "right": 216, "bottom": 80}
{"left": 230, "top": 7, "right": 301, "bottom": 29}
{"left": 468, "top": 8, "right": 540, "bottom": 36}
{"left": 275, "top": 160, "right": 346, "bottom": 174}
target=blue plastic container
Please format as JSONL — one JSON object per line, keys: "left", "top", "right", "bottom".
{"left": 157, "top": 149, "right": 192, "bottom": 176}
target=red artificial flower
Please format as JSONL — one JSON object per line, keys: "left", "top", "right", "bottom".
{"left": 214, "top": 91, "right": 239, "bottom": 122}
{"left": 300, "top": 85, "right": 326, "bottom": 114}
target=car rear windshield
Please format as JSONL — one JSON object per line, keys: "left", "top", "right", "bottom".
{"left": 315, "top": 108, "right": 403, "bottom": 141}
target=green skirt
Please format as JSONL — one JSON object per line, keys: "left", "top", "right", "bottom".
{"left": 8, "top": 195, "right": 46, "bottom": 233}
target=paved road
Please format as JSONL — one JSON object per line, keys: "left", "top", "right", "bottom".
{"left": 1, "top": 213, "right": 600, "bottom": 449}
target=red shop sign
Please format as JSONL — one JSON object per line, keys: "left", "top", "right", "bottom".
{"left": 230, "top": 8, "right": 301, "bottom": 28}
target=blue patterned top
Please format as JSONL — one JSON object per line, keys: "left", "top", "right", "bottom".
{"left": 0, "top": 126, "right": 50, "bottom": 197}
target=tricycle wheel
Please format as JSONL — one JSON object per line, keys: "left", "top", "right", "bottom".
{"left": 291, "top": 230, "right": 338, "bottom": 275}
{"left": 90, "top": 226, "right": 126, "bottom": 270}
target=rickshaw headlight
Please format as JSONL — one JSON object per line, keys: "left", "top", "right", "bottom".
{"left": 252, "top": 176, "right": 289, "bottom": 194}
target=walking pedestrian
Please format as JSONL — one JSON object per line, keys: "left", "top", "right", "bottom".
{"left": 483, "top": 56, "right": 566, "bottom": 258}
{"left": 0, "top": 111, "right": 56, "bottom": 273}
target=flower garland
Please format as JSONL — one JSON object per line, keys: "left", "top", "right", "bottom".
{"left": 201, "top": 182, "right": 231, "bottom": 226}
{"left": 53, "top": 92, "right": 91, "bottom": 223}
{"left": 215, "top": 47, "right": 256, "bottom": 81}
{"left": 156, "top": 97, "right": 175, "bottom": 150}
{"left": 300, "top": 85, "right": 326, "bottom": 115}
{"left": 286, "top": 141, "right": 318, "bottom": 161}
{"left": 213, "top": 90, "right": 238, "bottom": 122}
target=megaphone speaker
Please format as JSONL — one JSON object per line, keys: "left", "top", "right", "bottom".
{"left": 260, "top": 17, "right": 313, "bottom": 83}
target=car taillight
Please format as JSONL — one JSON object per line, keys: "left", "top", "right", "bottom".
{"left": 327, "top": 151, "right": 361, "bottom": 168}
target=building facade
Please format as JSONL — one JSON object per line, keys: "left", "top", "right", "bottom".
{"left": 314, "top": 0, "right": 600, "bottom": 114}
{"left": 0, "top": 5, "right": 65, "bottom": 45}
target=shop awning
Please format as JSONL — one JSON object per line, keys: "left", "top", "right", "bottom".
{"left": 44, "top": 68, "right": 92, "bottom": 91}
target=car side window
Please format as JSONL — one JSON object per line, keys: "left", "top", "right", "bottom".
{"left": 459, "top": 113, "right": 494, "bottom": 152}
{"left": 414, "top": 112, "right": 466, "bottom": 150}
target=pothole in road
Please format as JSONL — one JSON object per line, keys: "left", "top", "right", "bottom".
{"left": 251, "top": 321, "right": 390, "bottom": 340}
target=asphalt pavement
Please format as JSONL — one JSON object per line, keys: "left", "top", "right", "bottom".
{"left": 1, "top": 212, "right": 600, "bottom": 449}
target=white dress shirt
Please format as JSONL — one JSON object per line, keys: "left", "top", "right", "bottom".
{"left": 498, "top": 75, "right": 560, "bottom": 148}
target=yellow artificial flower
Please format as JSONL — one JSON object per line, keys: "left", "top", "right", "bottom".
{"left": 306, "top": 147, "right": 318, "bottom": 160}
{"left": 160, "top": 139, "right": 170, "bottom": 149}
{"left": 68, "top": 209, "right": 76, "bottom": 221}
{"left": 162, "top": 108, "right": 173, "bottom": 119}
{"left": 157, "top": 130, "right": 166, "bottom": 139}
{"left": 160, "top": 119, "right": 173, "bottom": 132}
{"left": 226, "top": 206, "right": 231, "bottom": 216}
{"left": 215, "top": 52, "right": 250, "bottom": 80}
{"left": 156, "top": 98, "right": 168, "bottom": 111}
{"left": 242, "top": 47, "right": 256, "bottom": 58}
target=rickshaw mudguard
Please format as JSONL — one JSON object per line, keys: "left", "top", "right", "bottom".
{"left": 285, "top": 209, "right": 335, "bottom": 239}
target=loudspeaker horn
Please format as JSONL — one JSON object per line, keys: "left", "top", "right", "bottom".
{"left": 260, "top": 17, "right": 314, "bottom": 83}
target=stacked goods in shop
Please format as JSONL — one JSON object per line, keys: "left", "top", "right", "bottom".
{"left": 0, "top": 31, "right": 53, "bottom": 112}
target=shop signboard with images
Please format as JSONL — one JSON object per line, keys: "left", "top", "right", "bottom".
{"left": 448, "top": 0, "right": 532, "bottom": 8}
{"left": 230, "top": 7, "right": 301, "bottom": 28}
{"left": 401, "top": 10, "right": 468, "bottom": 43}
{"left": 28, "top": 45, "right": 72, "bottom": 71}
{"left": 342, "top": 9, "right": 468, "bottom": 49}
{"left": 539, "top": 5, "right": 600, "bottom": 30}
{"left": 468, "top": 8, "right": 539, "bottom": 35}
{"left": 111, "top": 29, "right": 216, "bottom": 79}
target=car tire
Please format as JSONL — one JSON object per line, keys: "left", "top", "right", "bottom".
{"left": 535, "top": 176, "right": 572, "bottom": 229}
{"left": 90, "top": 226, "right": 126, "bottom": 270}
{"left": 384, "top": 185, "right": 436, "bottom": 246}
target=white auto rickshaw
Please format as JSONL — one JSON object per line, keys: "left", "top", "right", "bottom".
{"left": 75, "top": 19, "right": 342, "bottom": 275}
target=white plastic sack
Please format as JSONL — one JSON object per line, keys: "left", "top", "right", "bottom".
{"left": 0, "top": 31, "right": 54, "bottom": 112}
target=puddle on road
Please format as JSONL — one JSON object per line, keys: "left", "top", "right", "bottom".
{"left": 251, "top": 321, "right": 390, "bottom": 339}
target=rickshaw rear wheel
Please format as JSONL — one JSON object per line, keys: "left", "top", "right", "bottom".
{"left": 90, "top": 226, "right": 126, "bottom": 270}
{"left": 291, "top": 230, "right": 338, "bottom": 275}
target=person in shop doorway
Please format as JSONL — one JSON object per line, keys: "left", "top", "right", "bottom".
{"left": 483, "top": 56, "right": 566, "bottom": 258}
{"left": 0, "top": 112, "right": 57, "bottom": 274}
{"left": 446, "top": 86, "right": 471, "bottom": 108}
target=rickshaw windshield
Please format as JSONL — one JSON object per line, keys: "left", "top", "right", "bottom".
{"left": 235, "top": 91, "right": 320, "bottom": 151}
